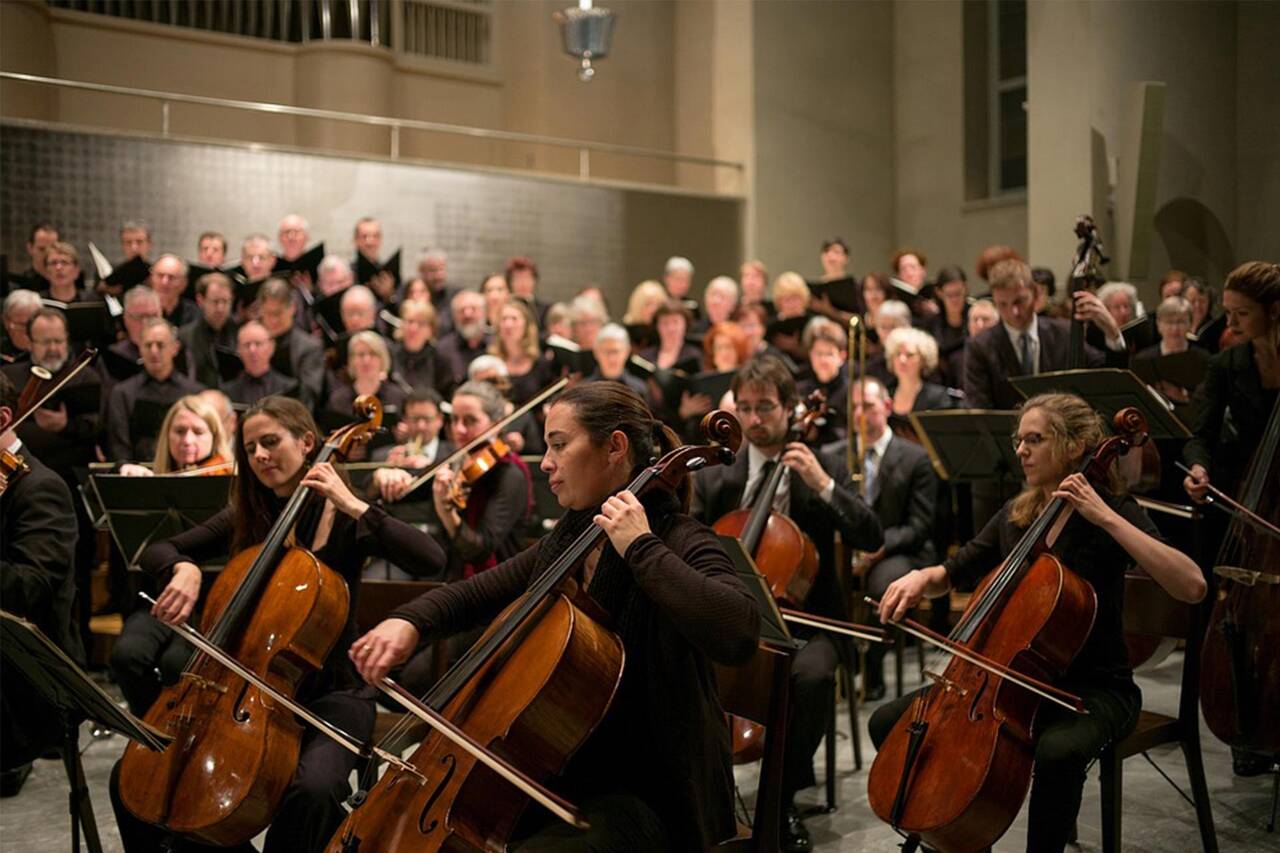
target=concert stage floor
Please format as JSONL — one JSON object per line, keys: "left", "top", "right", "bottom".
{"left": 1, "top": 651, "right": 1275, "bottom": 851}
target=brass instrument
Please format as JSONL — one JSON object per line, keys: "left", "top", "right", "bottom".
{"left": 847, "top": 315, "right": 868, "bottom": 490}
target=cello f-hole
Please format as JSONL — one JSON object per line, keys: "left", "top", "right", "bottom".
{"left": 417, "top": 753, "right": 458, "bottom": 835}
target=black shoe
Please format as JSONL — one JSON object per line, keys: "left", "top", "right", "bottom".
{"left": 1232, "top": 750, "right": 1273, "bottom": 777}
{"left": 0, "top": 763, "right": 32, "bottom": 798}
{"left": 782, "top": 803, "right": 812, "bottom": 853}
{"left": 864, "top": 682, "right": 886, "bottom": 702}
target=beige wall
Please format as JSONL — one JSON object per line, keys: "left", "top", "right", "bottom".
{"left": 1236, "top": 0, "right": 1280, "bottom": 263}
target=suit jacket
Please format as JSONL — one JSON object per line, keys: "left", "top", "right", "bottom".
{"left": 1, "top": 362, "right": 102, "bottom": 475}
{"left": 852, "top": 436, "right": 937, "bottom": 565}
{"left": 179, "top": 315, "right": 239, "bottom": 389}
{"left": 270, "top": 327, "right": 324, "bottom": 408}
{"left": 691, "top": 446, "right": 882, "bottom": 618}
{"left": 964, "top": 315, "right": 1116, "bottom": 410}
{"left": 1183, "top": 342, "right": 1279, "bottom": 495}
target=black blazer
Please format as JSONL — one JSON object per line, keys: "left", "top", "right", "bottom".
{"left": 1183, "top": 342, "right": 1279, "bottom": 495}
{"left": 690, "top": 446, "right": 882, "bottom": 618}
{"left": 963, "top": 316, "right": 1117, "bottom": 410}
{"left": 858, "top": 436, "right": 938, "bottom": 565}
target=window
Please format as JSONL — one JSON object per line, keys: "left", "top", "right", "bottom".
{"left": 990, "top": 0, "right": 1027, "bottom": 193}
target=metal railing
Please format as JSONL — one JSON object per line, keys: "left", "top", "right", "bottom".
{"left": 0, "top": 72, "right": 745, "bottom": 183}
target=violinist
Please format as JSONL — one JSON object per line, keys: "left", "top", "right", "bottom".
{"left": 108, "top": 395, "right": 447, "bottom": 852}
{"left": 0, "top": 373, "right": 84, "bottom": 797}
{"left": 691, "top": 355, "right": 882, "bottom": 853}
{"left": 351, "top": 381, "right": 761, "bottom": 851}
{"left": 873, "top": 392, "right": 1206, "bottom": 853}
{"left": 109, "top": 394, "right": 234, "bottom": 716}
{"left": 1181, "top": 260, "right": 1279, "bottom": 778}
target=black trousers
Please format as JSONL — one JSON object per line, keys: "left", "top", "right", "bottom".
{"left": 109, "top": 609, "right": 196, "bottom": 716}
{"left": 868, "top": 682, "right": 1141, "bottom": 853}
{"left": 510, "top": 792, "right": 669, "bottom": 852}
{"left": 780, "top": 632, "right": 840, "bottom": 803}
{"left": 110, "top": 689, "right": 375, "bottom": 853}
{"left": 863, "top": 554, "right": 921, "bottom": 689}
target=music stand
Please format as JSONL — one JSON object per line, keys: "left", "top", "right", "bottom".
{"left": 1009, "top": 368, "right": 1191, "bottom": 439}
{"left": 1, "top": 611, "right": 171, "bottom": 853}
{"left": 89, "top": 474, "right": 232, "bottom": 569}
{"left": 717, "top": 535, "right": 797, "bottom": 649}
{"left": 906, "top": 409, "right": 1022, "bottom": 484}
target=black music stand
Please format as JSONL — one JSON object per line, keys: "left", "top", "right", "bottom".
{"left": 717, "top": 535, "right": 796, "bottom": 648}
{"left": 906, "top": 409, "right": 1022, "bottom": 485}
{"left": 1009, "top": 368, "right": 1191, "bottom": 440}
{"left": 89, "top": 474, "right": 232, "bottom": 569}
{"left": 1, "top": 611, "right": 171, "bottom": 853}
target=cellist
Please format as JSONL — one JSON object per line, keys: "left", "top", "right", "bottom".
{"left": 691, "top": 355, "right": 883, "bottom": 853}
{"left": 108, "top": 395, "right": 447, "bottom": 852}
{"left": 872, "top": 392, "right": 1206, "bottom": 853}
{"left": 1182, "top": 260, "right": 1280, "bottom": 778}
{"left": 352, "top": 381, "right": 761, "bottom": 851}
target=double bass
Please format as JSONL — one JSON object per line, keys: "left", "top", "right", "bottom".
{"left": 324, "top": 411, "right": 742, "bottom": 852}
{"left": 116, "top": 397, "right": 383, "bottom": 845}
{"left": 1198, "top": 396, "right": 1280, "bottom": 757}
{"left": 867, "top": 408, "right": 1148, "bottom": 853}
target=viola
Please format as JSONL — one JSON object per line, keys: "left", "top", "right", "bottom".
{"left": 170, "top": 453, "right": 235, "bottom": 478}
{"left": 324, "top": 411, "right": 743, "bottom": 853}
{"left": 0, "top": 448, "right": 31, "bottom": 495}
{"left": 867, "top": 407, "right": 1148, "bottom": 853}
{"left": 117, "top": 396, "right": 383, "bottom": 846}
{"left": 446, "top": 435, "right": 512, "bottom": 510}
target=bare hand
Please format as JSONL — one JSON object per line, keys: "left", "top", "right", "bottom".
{"left": 1183, "top": 463, "right": 1210, "bottom": 503}
{"left": 594, "top": 490, "right": 651, "bottom": 556}
{"left": 853, "top": 547, "right": 886, "bottom": 576}
{"left": 369, "top": 271, "right": 396, "bottom": 302}
{"left": 1052, "top": 472, "right": 1116, "bottom": 527}
{"left": 392, "top": 421, "right": 412, "bottom": 444}
{"left": 782, "top": 442, "right": 832, "bottom": 493}
{"left": 300, "top": 461, "right": 368, "bottom": 518}
{"left": 504, "top": 430, "right": 525, "bottom": 454}
{"left": 878, "top": 569, "right": 930, "bottom": 624}
{"left": 152, "top": 562, "right": 201, "bottom": 625}
{"left": 678, "top": 392, "right": 713, "bottom": 420}
{"left": 350, "top": 618, "right": 420, "bottom": 684}
{"left": 373, "top": 467, "right": 414, "bottom": 502}
{"left": 119, "top": 463, "right": 154, "bottom": 478}
{"left": 32, "top": 404, "right": 68, "bottom": 433}
{"left": 1073, "top": 290, "right": 1120, "bottom": 340}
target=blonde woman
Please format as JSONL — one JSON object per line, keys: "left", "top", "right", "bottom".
{"left": 768, "top": 271, "right": 813, "bottom": 360}
{"left": 489, "top": 299, "right": 551, "bottom": 405}
{"left": 884, "top": 327, "right": 953, "bottom": 413}
{"left": 325, "top": 330, "right": 408, "bottom": 424}
{"left": 118, "top": 395, "right": 232, "bottom": 477}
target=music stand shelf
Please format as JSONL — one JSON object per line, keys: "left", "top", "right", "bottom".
{"left": 89, "top": 474, "right": 232, "bottom": 570}
{"left": 907, "top": 409, "right": 1022, "bottom": 485}
{"left": 1009, "top": 368, "right": 1191, "bottom": 440}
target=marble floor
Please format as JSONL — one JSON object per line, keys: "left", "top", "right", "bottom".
{"left": 1, "top": 650, "right": 1276, "bottom": 852}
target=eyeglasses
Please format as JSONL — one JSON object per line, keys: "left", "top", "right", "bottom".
{"left": 736, "top": 401, "right": 780, "bottom": 417}
{"left": 47, "top": 258, "right": 75, "bottom": 268}
{"left": 32, "top": 337, "right": 68, "bottom": 346}
{"left": 1011, "top": 431, "right": 1048, "bottom": 451}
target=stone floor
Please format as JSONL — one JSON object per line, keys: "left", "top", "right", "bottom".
{"left": 1, "top": 650, "right": 1277, "bottom": 852}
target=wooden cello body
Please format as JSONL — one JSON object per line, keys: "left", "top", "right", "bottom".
{"left": 867, "top": 408, "right": 1146, "bottom": 853}
{"left": 1199, "top": 397, "right": 1280, "bottom": 755}
{"left": 117, "top": 397, "right": 382, "bottom": 846}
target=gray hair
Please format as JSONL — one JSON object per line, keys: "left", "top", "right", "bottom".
{"left": 318, "top": 254, "right": 353, "bottom": 278}
{"left": 120, "top": 220, "right": 152, "bottom": 238}
{"left": 705, "top": 275, "right": 740, "bottom": 300}
{"left": 1156, "top": 295, "right": 1193, "bottom": 323}
{"left": 278, "top": 214, "right": 309, "bottom": 231}
{"left": 140, "top": 316, "right": 178, "bottom": 342}
{"left": 467, "top": 354, "right": 509, "bottom": 380}
{"left": 665, "top": 256, "right": 694, "bottom": 275}
{"left": 884, "top": 326, "right": 940, "bottom": 373}
{"left": 569, "top": 294, "right": 608, "bottom": 325}
{"left": 418, "top": 247, "right": 448, "bottom": 265}
{"left": 341, "top": 284, "right": 377, "bottom": 312}
{"left": 152, "top": 253, "right": 189, "bottom": 277}
{"left": 1097, "top": 281, "right": 1139, "bottom": 312}
{"left": 123, "top": 285, "right": 160, "bottom": 310}
{"left": 877, "top": 299, "right": 913, "bottom": 329}
{"left": 240, "top": 233, "right": 273, "bottom": 252}
{"left": 595, "top": 322, "right": 630, "bottom": 347}
{"left": 2, "top": 289, "right": 41, "bottom": 317}
{"left": 454, "top": 379, "right": 508, "bottom": 422}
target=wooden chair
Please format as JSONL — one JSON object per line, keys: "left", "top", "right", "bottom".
{"left": 1096, "top": 572, "right": 1217, "bottom": 853}
{"left": 712, "top": 642, "right": 795, "bottom": 852}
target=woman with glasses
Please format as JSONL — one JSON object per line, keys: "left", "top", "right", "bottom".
{"left": 872, "top": 392, "right": 1205, "bottom": 853}
{"left": 1131, "top": 295, "right": 1209, "bottom": 404}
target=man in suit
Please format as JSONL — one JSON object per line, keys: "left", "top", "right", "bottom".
{"left": 692, "top": 355, "right": 882, "bottom": 853}
{"left": 178, "top": 271, "right": 238, "bottom": 389}
{"left": 104, "top": 318, "right": 204, "bottom": 461}
{"left": 840, "top": 377, "right": 937, "bottom": 699}
{"left": 259, "top": 278, "right": 324, "bottom": 408}
{"left": 0, "top": 373, "right": 84, "bottom": 796}
{"left": 964, "top": 258, "right": 1127, "bottom": 410}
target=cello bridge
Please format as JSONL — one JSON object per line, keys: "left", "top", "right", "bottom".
{"left": 180, "top": 673, "right": 228, "bottom": 694}
{"left": 923, "top": 670, "right": 968, "bottom": 697}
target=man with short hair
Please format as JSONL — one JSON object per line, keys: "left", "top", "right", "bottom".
{"left": 240, "top": 233, "right": 277, "bottom": 283}
{"left": 691, "top": 355, "right": 882, "bottom": 853}
{"left": 149, "top": 254, "right": 198, "bottom": 327}
{"left": 2, "top": 290, "right": 41, "bottom": 363}
{"left": 586, "top": 323, "right": 647, "bottom": 397}
{"left": 105, "top": 318, "right": 204, "bottom": 461}
{"left": 370, "top": 388, "right": 456, "bottom": 500}
{"left": 340, "top": 284, "right": 378, "bottom": 333}
{"left": 317, "top": 254, "right": 355, "bottom": 297}
{"left": 663, "top": 255, "right": 694, "bottom": 300}
{"left": 436, "top": 289, "right": 489, "bottom": 384}
{"left": 179, "top": 272, "right": 238, "bottom": 388}
{"left": 197, "top": 232, "right": 227, "bottom": 267}
{"left": 221, "top": 320, "right": 298, "bottom": 405}
{"left": 259, "top": 278, "right": 324, "bottom": 407}
{"left": 119, "top": 220, "right": 153, "bottom": 262}
{"left": 416, "top": 248, "right": 455, "bottom": 334}
{"left": 353, "top": 216, "right": 395, "bottom": 300}
{"left": 277, "top": 214, "right": 310, "bottom": 262}
{"left": 21, "top": 221, "right": 59, "bottom": 290}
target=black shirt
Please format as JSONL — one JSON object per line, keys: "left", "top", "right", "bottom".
{"left": 221, "top": 369, "right": 300, "bottom": 407}
{"left": 179, "top": 315, "right": 239, "bottom": 389}
{"left": 391, "top": 340, "right": 454, "bottom": 397}
{"left": 944, "top": 492, "right": 1162, "bottom": 689}
{"left": 105, "top": 369, "right": 205, "bottom": 461}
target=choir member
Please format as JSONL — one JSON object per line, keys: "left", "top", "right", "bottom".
{"left": 323, "top": 331, "right": 407, "bottom": 423}
{"left": 105, "top": 318, "right": 204, "bottom": 461}
{"left": 663, "top": 255, "right": 695, "bottom": 303}
{"left": 885, "top": 327, "right": 953, "bottom": 413}
{"left": 569, "top": 293, "right": 609, "bottom": 350}
{"left": 222, "top": 320, "right": 298, "bottom": 405}
{"left": 437, "top": 289, "right": 490, "bottom": 385}
{"left": 178, "top": 272, "right": 237, "bottom": 389}
{"left": 797, "top": 317, "right": 849, "bottom": 446}
{"left": 700, "top": 276, "right": 740, "bottom": 331}
{"left": 2, "top": 290, "right": 38, "bottom": 364}
{"left": 259, "top": 277, "right": 324, "bottom": 407}
{"left": 353, "top": 216, "right": 394, "bottom": 300}
{"left": 481, "top": 272, "right": 510, "bottom": 330}
{"left": 490, "top": 299, "right": 550, "bottom": 406}
{"left": 414, "top": 248, "right": 456, "bottom": 335}
{"left": 149, "top": 254, "right": 198, "bottom": 327}
{"left": 926, "top": 264, "right": 969, "bottom": 386}
{"left": 317, "top": 254, "right": 355, "bottom": 297}
{"left": 588, "top": 323, "right": 647, "bottom": 397}
{"left": 392, "top": 298, "right": 453, "bottom": 397}
{"left": 507, "top": 255, "right": 550, "bottom": 324}
{"left": 739, "top": 259, "right": 771, "bottom": 310}
{"left": 239, "top": 233, "right": 277, "bottom": 283}
{"left": 19, "top": 221, "right": 59, "bottom": 291}
{"left": 196, "top": 231, "right": 226, "bottom": 267}
{"left": 339, "top": 284, "right": 378, "bottom": 333}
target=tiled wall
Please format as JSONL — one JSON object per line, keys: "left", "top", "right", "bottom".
{"left": 1, "top": 124, "right": 743, "bottom": 305}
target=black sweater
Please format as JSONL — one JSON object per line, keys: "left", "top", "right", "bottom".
{"left": 389, "top": 506, "right": 761, "bottom": 851}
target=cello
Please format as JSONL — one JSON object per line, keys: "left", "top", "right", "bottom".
{"left": 866, "top": 407, "right": 1148, "bottom": 853}
{"left": 1197, "top": 396, "right": 1280, "bottom": 757}
{"left": 117, "top": 397, "right": 383, "bottom": 846}
{"left": 324, "top": 411, "right": 742, "bottom": 852}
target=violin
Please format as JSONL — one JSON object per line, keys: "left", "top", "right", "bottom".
{"left": 712, "top": 390, "right": 827, "bottom": 606}
{"left": 117, "top": 396, "right": 383, "bottom": 846}
{"left": 867, "top": 407, "right": 1148, "bottom": 852}
{"left": 171, "top": 452, "right": 235, "bottom": 478}
{"left": 446, "top": 435, "right": 512, "bottom": 510}
{"left": 0, "top": 448, "right": 31, "bottom": 495}
{"left": 0, "top": 349, "right": 98, "bottom": 496}
{"left": 324, "top": 411, "right": 743, "bottom": 853}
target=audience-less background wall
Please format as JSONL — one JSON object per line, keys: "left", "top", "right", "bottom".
{"left": 2, "top": 0, "right": 1277, "bottom": 303}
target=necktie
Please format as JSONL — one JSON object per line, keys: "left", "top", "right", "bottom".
{"left": 864, "top": 449, "right": 878, "bottom": 504}
{"left": 743, "top": 459, "right": 777, "bottom": 509}
{"left": 1020, "top": 330, "right": 1034, "bottom": 374}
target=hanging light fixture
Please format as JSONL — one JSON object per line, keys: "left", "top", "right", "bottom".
{"left": 554, "top": 0, "right": 616, "bottom": 82}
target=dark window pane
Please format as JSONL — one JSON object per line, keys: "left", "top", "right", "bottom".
{"left": 998, "top": 0, "right": 1026, "bottom": 81}
{"left": 999, "top": 86, "right": 1027, "bottom": 190}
